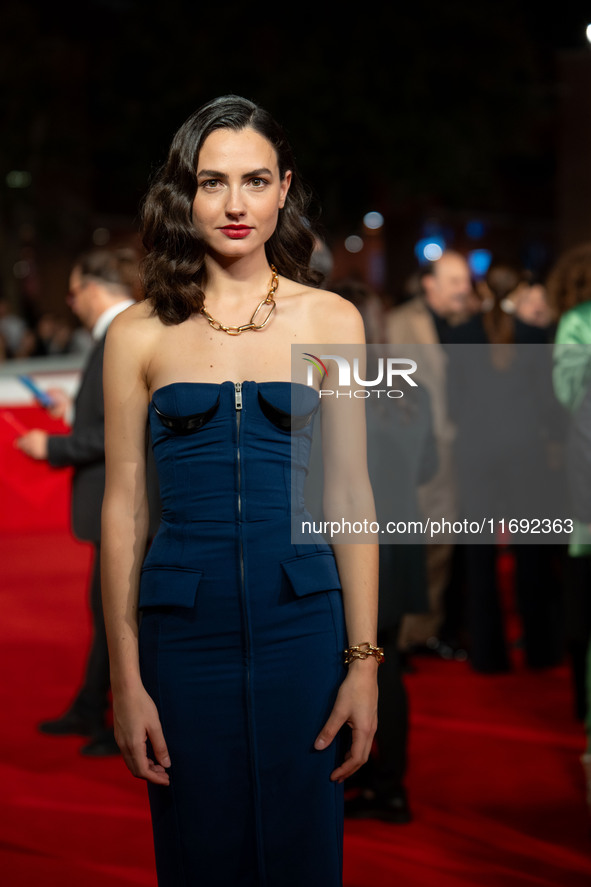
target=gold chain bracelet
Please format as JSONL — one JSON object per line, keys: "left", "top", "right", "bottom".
{"left": 344, "top": 642, "right": 384, "bottom": 666}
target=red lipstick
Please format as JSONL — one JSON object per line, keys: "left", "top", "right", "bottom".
{"left": 220, "top": 225, "right": 252, "bottom": 240}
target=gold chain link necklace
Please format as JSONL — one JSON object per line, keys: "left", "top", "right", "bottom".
{"left": 200, "top": 265, "right": 279, "bottom": 336}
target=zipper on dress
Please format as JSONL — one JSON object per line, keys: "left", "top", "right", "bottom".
{"left": 235, "top": 382, "right": 247, "bottom": 650}
{"left": 235, "top": 382, "right": 242, "bottom": 517}
{"left": 234, "top": 382, "right": 265, "bottom": 883}
{"left": 235, "top": 383, "right": 244, "bottom": 570}
{"left": 235, "top": 382, "right": 247, "bottom": 658}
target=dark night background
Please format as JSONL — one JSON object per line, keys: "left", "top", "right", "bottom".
{"left": 2, "top": 0, "right": 591, "bottom": 317}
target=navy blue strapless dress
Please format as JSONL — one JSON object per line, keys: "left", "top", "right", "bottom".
{"left": 138, "top": 381, "right": 347, "bottom": 887}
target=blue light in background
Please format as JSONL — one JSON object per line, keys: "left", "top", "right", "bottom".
{"left": 468, "top": 249, "right": 492, "bottom": 278}
{"left": 414, "top": 236, "right": 446, "bottom": 264}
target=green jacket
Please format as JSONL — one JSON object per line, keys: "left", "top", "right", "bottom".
{"left": 553, "top": 302, "right": 591, "bottom": 555}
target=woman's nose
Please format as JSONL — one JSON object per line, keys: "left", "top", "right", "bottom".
{"left": 225, "top": 184, "right": 246, "bottom": 216}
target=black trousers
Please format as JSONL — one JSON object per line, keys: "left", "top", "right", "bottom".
{"left": 563, "top": 553, "right": 591, "bottom": 720}
{"left": 71, "top": 543, "right": 110, "bottom": 725}
{"left": 466, "top": 544, "right": 563, "bottom": 672}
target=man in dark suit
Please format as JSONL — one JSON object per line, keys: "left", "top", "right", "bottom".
{"left": 17, "top": 248, "right": 142, "bottom": 755}
{"left": 385, "top": 251, "right": 471, "bottom": 654}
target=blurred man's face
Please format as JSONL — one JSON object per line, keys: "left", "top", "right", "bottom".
{"left": 423, "top": 254, "right": 471, "bottom": 319}
{"left": 67, "top": 267, "right": 95, "bottom": 330}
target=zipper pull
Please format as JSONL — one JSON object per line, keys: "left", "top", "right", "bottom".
{"left": 235, "top": 381, "right": 243, "bottom": 410}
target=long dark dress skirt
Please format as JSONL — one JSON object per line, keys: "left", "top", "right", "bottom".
{"left": 138, "top": 381, "right": 347, "bottom": 886}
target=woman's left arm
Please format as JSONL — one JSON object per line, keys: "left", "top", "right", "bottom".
{"left": 311, "top": 299, "right": 379, "bottom": 782}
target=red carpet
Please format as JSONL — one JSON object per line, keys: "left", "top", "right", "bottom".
{"left": 1, "top": 530, "right": 590, "bottom": 886}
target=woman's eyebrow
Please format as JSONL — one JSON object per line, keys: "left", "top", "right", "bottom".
{"left": 244, "top": 168, "right": 273, "bottom": 178}
{"left": 197, "top": 167, "right": 274, "bottom": 180}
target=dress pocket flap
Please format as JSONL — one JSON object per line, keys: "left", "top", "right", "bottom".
{"left": 139, "top": 566, "right": 203, "bottom": 608}
{"left": 281, "top": 551, "right": 341, "bottom": 597}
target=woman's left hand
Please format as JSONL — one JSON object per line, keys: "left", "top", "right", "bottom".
{"left": 314, "top": 660, "right": 378, "bottom": 782}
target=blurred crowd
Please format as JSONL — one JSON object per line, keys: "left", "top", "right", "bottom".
{"left": 0, "top": 297, "right": 93, "bottom": 362}
{"left": 324, "top": 240, "right": 591, "bottom": 822}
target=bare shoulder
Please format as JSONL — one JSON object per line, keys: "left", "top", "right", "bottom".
{"left": 104, "top": 299, "right": 167, "bottom": 388}
{"left": 106, "top": 299, "right": 161, "bottom": 349}
{"left": 109, "top": 297, "right": 155, "bottom": 328}
{"left": 312, "top": 287, "right": 365, "bottom": 343}
{"left": 280, "top": 279, "right": 365, "bottom": 343}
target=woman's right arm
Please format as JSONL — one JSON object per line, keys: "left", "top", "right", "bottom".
{"left": 101, "top": 309, "right": 171, "bottom": 786}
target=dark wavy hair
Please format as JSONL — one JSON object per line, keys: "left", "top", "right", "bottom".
{"left": 141, "top": 95, "right": 319, "bottom": 324}
{"left": 546, "top": 242, "right": 591, "bottom": 317}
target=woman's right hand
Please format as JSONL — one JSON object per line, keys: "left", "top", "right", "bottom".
{"left": 113, "top": 684, "right": 171, "bottom": 785}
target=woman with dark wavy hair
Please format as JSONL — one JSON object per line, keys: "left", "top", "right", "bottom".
{"left": 141, "top": 96, "right": 319, "bottom": 326}
{"left": 100, "top": 95, "right": 378, "bottom": 886}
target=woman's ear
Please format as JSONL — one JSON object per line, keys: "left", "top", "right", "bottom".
{"left": 279, "top": 170, "right": 292, "bottom": 208}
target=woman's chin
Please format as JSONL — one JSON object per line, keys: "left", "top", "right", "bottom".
{"left": 206, "top": 240, "right": 268, "bottom": 264}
